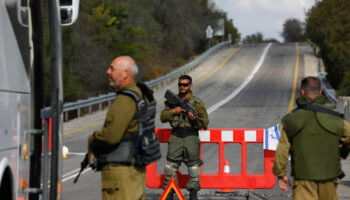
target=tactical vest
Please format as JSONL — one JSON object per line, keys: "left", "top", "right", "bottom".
{"left": 169, "top": 95, "right": 198, "bottom": 128}
{"left": 94, "top": 83, "right": 161, "bottom": 166}
{"left": 282, "top": 103, "right": 344, "bottom": 180}
{"left": 167, "top": 95, "right": 200, "bottom": 137}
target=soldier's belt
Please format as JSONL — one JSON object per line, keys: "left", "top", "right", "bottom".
{"left": 172, "top": 127, "right": 198, "bottom": 138}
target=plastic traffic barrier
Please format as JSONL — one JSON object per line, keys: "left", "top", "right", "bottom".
{"left": 146, "top": 128, "right": 276, "bottom": 191}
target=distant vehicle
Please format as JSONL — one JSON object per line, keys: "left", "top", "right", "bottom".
{"left": 0, "top": 0, "right": 79, "bottom": 200}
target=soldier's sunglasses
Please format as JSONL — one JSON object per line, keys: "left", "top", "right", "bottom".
{"left": 178, "top": 83, "right": 190, "bottom": 87}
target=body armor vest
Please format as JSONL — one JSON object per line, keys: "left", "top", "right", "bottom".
{"left": 169, "top": 95, "right": 198, "bottom": 129}
{"left": 94, "top": 83, "right": 161, "bottom": 166}
{"left": 282, "top": 102, "right": 343, "bottom": 180}
{"left": 166, "top": 95, "right": 199, "bottom": 137}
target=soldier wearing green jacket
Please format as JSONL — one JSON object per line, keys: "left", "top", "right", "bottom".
{"left": 273, "top": 76, "right": 350, "bottom": 200}
{"left": 88, "top": 56, "right": 146, "bottom": 200}
{"left": 160, "top": 75, "right": 209, "bottom": 200}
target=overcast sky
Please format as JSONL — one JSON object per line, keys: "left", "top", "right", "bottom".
{"left": 212, "top": 0, "right": 315, "bottom": 42}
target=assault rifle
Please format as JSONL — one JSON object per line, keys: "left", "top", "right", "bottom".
{"left": 74, "top": 149, "right": 97, "bottom": 183}
{"left": 164, "top": 89, "right": 207, "bottom": 129}
{"left": 73, "top": 153, "right": 89, "bottom": 183}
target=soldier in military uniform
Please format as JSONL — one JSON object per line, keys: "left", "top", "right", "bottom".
{"left": 160, "top": 75, "right": 209, "bottom": 200}
{"left": 273, "top": 76, "right": 350, "bottom": 200}
{"left": 88, "top": 56, "right": 146, "bottom": 200}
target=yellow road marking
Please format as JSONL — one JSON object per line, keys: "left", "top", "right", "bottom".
{"left": 64, "top": 46, "right": 242, "bottom": 135}
{"left": 64, "top": 122, "right": 103, "bottom": 135}
{"left": 193, "top": 46, "right": 242, "bottom": 87}
{"left": 287, "top": 43, "right": 299, "bottom": 113}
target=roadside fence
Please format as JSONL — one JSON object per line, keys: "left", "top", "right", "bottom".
{"left": 318, "top": 59, "right": 350, "bottom": 121}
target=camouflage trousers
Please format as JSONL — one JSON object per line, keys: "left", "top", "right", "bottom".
{"left": 164, "top": 134, "right": 202, "bottom": 191}
{"left": 101, "top": 164, "right": 146, "bottom": 200}
{"left": 293, "top": 179, "right": 338, "bottom": 200}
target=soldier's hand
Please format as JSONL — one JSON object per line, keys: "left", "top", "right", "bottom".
{"left": 278, "top": 176, "right": 291, "bottom": 192}
{"left": 188, "top": 112, "right": 197, "bottom": 121}
{"left": 88, "top": 132, "right": 94, "bottom": 143}
{"left": 172, "top": 107, "right": 185, "bottom": 115}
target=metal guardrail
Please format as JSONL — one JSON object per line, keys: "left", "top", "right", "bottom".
{"left": 146, "top": 41, "right": 231, "bottom": 90}
{"left": 317, "top": 59, "right": 350, "bottom": 121}
{"left": 317, "top": 59, "right": 337, "bottom": 105}
{"left": 58, "top": 41, "right": 231, "bottom": 121}
{"left": 337, "top": 97, "right": 350, "bottom": 122}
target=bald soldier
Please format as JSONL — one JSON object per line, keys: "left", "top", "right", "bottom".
{"left": 88, "top": 56, "right": 146, "bottom": 200}
{"left": 273, "top": 76, "right": 350, "bottom": 200}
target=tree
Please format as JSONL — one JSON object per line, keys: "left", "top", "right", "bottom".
{"left": 223, "top": 14, "right": 240, "bottom": 44}
{"left": 281, "top": 18, "right": 305, "bottom": 42}
{"left": 305, "top": 0, "right": 350, "bottom": 95}
{"left": 264, "top": 38, "right": 280, "bottom": 43}
{"left": 45, "top": 0, "right": 241, "bottom": 102}
{"left": 242, "top": 32, "right": 264, "bottom": 44}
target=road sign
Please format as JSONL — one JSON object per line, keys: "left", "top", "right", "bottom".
{"left": 206, "top": 25, "right": 213, "bottom": 39}
{"left": 214, "top": 19, "right": 224, "bottom": 36}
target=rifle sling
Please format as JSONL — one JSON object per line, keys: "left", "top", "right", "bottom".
{"left": 298, "top": 104, "right": 344, "bottom": 119}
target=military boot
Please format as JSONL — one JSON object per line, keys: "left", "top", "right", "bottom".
{"left": 189, "top": 190, "right": 198, "bottom": 200}
{"left": 165, "top": 189, "right": 174, "bottom": 200}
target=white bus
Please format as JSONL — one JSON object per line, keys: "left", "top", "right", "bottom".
{"left": 0, "top": 0, "right": 79, "bottom": 199}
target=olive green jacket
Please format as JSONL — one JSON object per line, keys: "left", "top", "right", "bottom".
{"left": 160, "top": 92, "right": 209, "bottom": 130}
{"left": 273, "top": 95, "right": 350, "bottom": 179}
{"left": 89, "top": 83, "right": 141, "bottom": 149}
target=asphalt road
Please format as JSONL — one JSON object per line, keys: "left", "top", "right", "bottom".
{"left": 60, "top": 42, "right": 319, "bottom": 200}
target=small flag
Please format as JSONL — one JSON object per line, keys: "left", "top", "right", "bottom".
{"left": 263, "top": 124, "right": 281, "bottom": 151}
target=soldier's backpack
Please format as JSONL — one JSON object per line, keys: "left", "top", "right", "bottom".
{"left": 117, "top": 83, "right": 161, "bottom": 166}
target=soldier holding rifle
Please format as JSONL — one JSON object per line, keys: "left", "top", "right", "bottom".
{"left": 88, "top": 56, "right": 146, "bottom": 200}
{"left": 160, "top": 75, "right": 209, "bottom": 200}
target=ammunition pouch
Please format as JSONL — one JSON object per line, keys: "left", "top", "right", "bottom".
{"left": 95, "top": 140, "right": 134, "bottom": 165}
{"left": 93, "top": 132, "right": 138, "bottom": 166}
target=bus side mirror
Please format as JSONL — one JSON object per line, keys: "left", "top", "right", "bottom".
{"left": 60, "top": 0, "right": 80, "bottom": 26}
{"left": 17, "top": 0, "right": 80, "bottom": 27}
{"left": 18, "top": 0, "right": 28, "bottom": 26}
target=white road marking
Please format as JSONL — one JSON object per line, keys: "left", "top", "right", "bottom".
{"left": 62, "top": 168, "right": 91, "bottom": 182}
{"left": 67, "top": 152, "right": 86, "bottom": 156}
{"left": 207, "top": 43, "right": 272, "bottom": 114}
{"left": 62, "top": 168, "right": 81, "bottom": 178}
{"left": 62, "top": 153, "right": 90, "bottom": 183}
